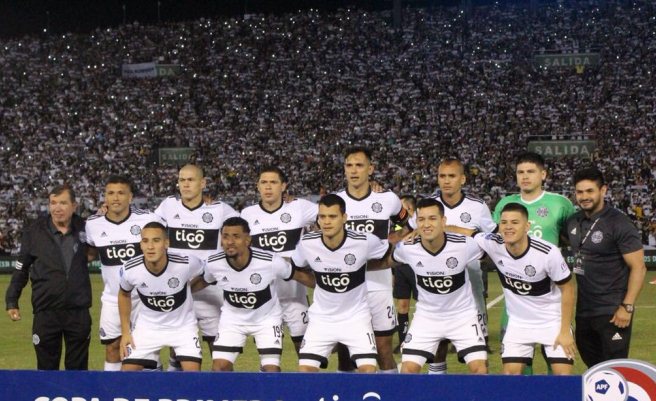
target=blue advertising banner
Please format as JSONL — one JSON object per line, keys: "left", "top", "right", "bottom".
{"left": 0, "top": 371, "right": 582, "bottom": 401}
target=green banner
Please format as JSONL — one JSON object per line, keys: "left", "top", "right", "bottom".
{"left": 534, "top": 53, "right": 600, "bottom": 68}
{"left": 158, "top": 147, "right": 195, "bottom": 166}
{"left": 528, "top": 140, "right": 596, "bottom": 158}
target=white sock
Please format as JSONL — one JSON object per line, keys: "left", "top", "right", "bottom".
{"left": 167, "top": 358, "right": 182, "bottom": 372}
{"left": 428, "top": 362, "right": 447, "bottom": 375}
{"left": 380, "top": 368, "right": 398, "bottom": 374}
{"left": 104, "top": 361, "right": 121, "bottom": 371}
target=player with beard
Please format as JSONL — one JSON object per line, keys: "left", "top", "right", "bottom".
{"left": 566, "top": 167, "right": 645, "bottom": 367}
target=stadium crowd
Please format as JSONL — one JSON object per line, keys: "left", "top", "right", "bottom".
{"left": 0, "top": 0, "right": 655, "bottom": 254}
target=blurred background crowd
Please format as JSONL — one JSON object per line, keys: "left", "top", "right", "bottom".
{"left": 1, "top": 0, "right": 655, "bottom": 254}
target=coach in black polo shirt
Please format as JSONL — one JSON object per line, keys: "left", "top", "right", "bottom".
{"left": 5, "top": 184, "right": 92, "bottom": 370}
{"left": 566, "top": 167, "right": 646, "bottom": 368}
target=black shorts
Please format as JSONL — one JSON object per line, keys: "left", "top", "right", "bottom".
{"left": 393, "top": 264, "right": 417, "bottom": 300}
{"left": 575, "top": 314, "right": 633, "bottom": 368}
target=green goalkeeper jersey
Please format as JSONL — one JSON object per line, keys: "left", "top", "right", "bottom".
{"left": 492, "top": 191, "right": 576, "bottom": 246}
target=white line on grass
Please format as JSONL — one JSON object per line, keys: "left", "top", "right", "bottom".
{"left": 487, "top": 294, "right": 504, "bottom": 309}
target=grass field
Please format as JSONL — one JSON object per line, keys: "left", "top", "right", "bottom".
{"left": 1, "top": 272, "right": 654, "bottom": 373}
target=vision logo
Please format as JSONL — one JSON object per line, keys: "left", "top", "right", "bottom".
{"left": 583, "top": 359, "right": 656, "bottom": 401}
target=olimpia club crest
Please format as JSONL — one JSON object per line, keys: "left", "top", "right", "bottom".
{"left": 280, "top": 213, "right": 292, "bottom": 223}
{"left": 344, "top": 253, "right": 356, "bottom": 265}
{"left": 536, "top": 206, "right": 549, "bottom": 218}
{"left": 371, "top": 202, "right": 383, "bottom": 213}
{"left": 202, "top": 212, "right": 214, "bottom": 223}
{"left": 583, "top": 359, "right": 656, "bottom": 401}
{"left": 460, "top": 212, "right": 472, "bottom": 223}
{"left": 130, "top": 225, "right": 141, "bottom": 236}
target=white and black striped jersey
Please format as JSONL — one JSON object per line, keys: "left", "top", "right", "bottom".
{"left": 392, "top": 233, "right": 484, "bottom": 318}
{"left": 203, "top": 249, "right": 293, "bottom": 325}
{"left": 291, "top": 230, "right": 389, "bottom": 322}
{"left": 409, "top": 192, "right": 496, "bottom": 233}
{"left": 119, "top": 252, "right": 203, "bottom": 330}
{"left": 154, "top": 195, "right": 239, "bottom": 261}
{"left": 240, "top": 199, "right": 317, "bottom": 300}
{"left": 335, "top": 188, "right": 407, "bottom": 291}
{"left": 473, "top": 233, "right": 572, "bottom": 328}
{"left": 86, "top": 208, "right": 162, "bottom": 306}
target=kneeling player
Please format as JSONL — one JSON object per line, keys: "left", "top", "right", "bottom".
{"left": 291, "top": 194, "right": 390, "bottom": 373}
{"left": 118, "top": 222, "right": 203, "bottom": 371}
{"left": 372, "top": 198, "right": 487, "bottom": 374}
{"left": 194, "top": 217, "right": 315, "bottom": 372}
{"left": 474, "top": 203, "right": 576, "bottom": 375}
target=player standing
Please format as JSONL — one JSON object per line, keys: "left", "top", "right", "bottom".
{"left": 335, "top": 146, "right": 410, "bottom": 373}
{"left": 118, "top": 222, "right": 204, "bottom": 371}
{"left": 427, "top": 158, "right": 496, "bottom": 374}
{"left": 374, "top": 198, "right": 488, "bottom": 374}
{"left": 240, "top": 166, "right": 317, "bottom": 354}
{"left": 86, "top": 175, "right": 161, "bottom": 371}
{"left": 475, "top": 203, "right": 576, "bottom": 375}
{"left": 291, "top": 194, "right": 390, "bottom": 373}
{"left": 154, "top": 164, "right": 239, "bottom": 370}
{"left": 195, "top": 217, "right": 315, "bottom": 372}
{"left": 492, "top": 152, "right": 575, "bottom": 374}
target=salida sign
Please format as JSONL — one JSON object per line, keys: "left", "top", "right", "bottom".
{"left": 528, "top": 140, "right": 596, "bottom": 159}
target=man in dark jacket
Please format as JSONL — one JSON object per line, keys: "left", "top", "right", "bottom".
{"left": 5, "top": 184, "right": 92, "bottom": 370}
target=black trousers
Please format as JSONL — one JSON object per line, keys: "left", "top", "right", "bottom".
{"left": 575, "top": 314, "right": 632, "bottom": 368}
{"left": 32, "top": 308, "right": 91, "bottom": 370}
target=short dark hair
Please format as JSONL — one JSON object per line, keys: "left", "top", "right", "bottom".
{"left": 500, "top": 202, "right": 529, "bottom": 220}
{"left": 319, "top": 194, "right": 346, "bottom": 214}
{"left": 344, "top": 146, "right": 373, "bottom": 162}
{"left": 416, "top": 197, "right": 445, "bottom": 217}
{"left": 515, "top": 152, "right": 546, "bottom": 170}
{"left": 400, "top": 194, "right": 417, "bottom": 209}
{"left": 106, "top": 175, "right": 134, "bottom": 193}
{"left": 258, "top": 166, "right": 288, "bottom": 183}
{"left": 573, "top": 167, "right": 605, "bottom": 187}
{"left": 142, "top": 221, "right": 168, "bottom": 235}
{"left": 49, "top": 184, "right": 76, "bottom": 203}
{"left": 221, "top": 217, "right": 251, "bottom": 234}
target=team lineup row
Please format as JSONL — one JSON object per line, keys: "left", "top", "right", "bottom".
{"left": 5, "top": 147, "right": 646, "bottom": 373}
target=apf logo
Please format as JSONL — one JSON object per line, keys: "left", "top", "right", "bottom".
{"left": 583, "top": 359, "right": 656, "bottom": 401}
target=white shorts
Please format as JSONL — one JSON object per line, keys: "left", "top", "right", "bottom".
{"left": 192, "top": 285, "right": 223, "bottom": 339}
{"left": 299, "top": 315, "right": 377, "bottom": 369}
{"left": 402, "top": 310, "right": 487, "bottom": 366}
{"left": 367, "top": 289, "right": 397, "bottom": 336}
{"left": 99, "top": 300, "right": 140, "bottom": 344}
{"left": 123, "top": 325, "right": 201, "bottom": 369}
{"left": 212, "top": 315, "right": 284, "bottom": 367}
{"left": 280, "top": 296, "right": 309, "bottom": 340}
{"left": 501, "top": 324, "right": 573, "bottom": 365}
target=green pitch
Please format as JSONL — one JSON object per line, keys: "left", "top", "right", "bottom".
{"left": 1, "top": 272, "right": 654, "bottom": 373}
